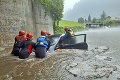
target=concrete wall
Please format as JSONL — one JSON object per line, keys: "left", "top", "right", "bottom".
{"left": 0, "top": 0, "right": 53, "bottom": 47}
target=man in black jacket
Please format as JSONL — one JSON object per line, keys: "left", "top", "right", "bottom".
{"left": 19, "top": 33, "right": 35, "bottom": 59}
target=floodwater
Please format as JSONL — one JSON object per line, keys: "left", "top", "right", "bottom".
{"left": 78, "top": 27, "right": 120, "bottom": 65}
{"left": 0, "top": 27, "right": 120, "bottom": 80}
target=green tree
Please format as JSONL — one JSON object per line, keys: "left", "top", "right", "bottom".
{"left": 88, "top": 14, "right": 91, "bottom": 23}
{"left": 78, "top": 17, "right": 84, "bottom": 24}
{"left": 92, "top": 17, "right": 96, "bottom": 23}
{"left": 100, "top": 11, "right": 107, "bottom": 22}
{"left": 37, "top": 0, "right": 64, "bottom": 21}
{"left": 37, "top": 0, "right": 64, "bottom": 33}
{"left": 104, "top": 19, "right": 115, "bottom": 26}
{"left": 85, "top": 19, "right": 87, "bottom": 23}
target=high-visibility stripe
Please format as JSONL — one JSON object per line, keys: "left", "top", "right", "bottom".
{"left": 40, "top": 42, "right": 44, "bottom": 45}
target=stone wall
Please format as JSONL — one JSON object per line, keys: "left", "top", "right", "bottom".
{"left": 31, "top": 0, "right": 54, "bottom": 38}
{"left": 0, "top": 0, "right": 54, "bottom": 47}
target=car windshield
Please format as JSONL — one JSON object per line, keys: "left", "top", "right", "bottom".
{"left": 47, "top": 34, "right": 62, "bottom": 46}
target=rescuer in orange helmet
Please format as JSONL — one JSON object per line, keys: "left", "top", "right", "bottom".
{"left": 35, "top": 30, "right": 51, "bottom": 58}
{"left": 19, "top": 33, "right": 35, "bottom": 59}
{"left": 11, "top": 30, "right": 26, "bottom": 56}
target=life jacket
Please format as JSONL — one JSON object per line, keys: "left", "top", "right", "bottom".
{"left": 36, "top": 36, "right": 48, "bottom": 48}
{"left": 69, "top": 30, "right": 74, "bottom": 36}
{"left": 67, "top": 30, "right": 74, "bottom": 37}
{"left": 14, "top": 35, "right": 26, "bottom": 48}
{"left": 20, "top": 39, "right": 35, "bottom": 54}
{"left": 15, "top": 35, "right": 26, "bottom": 43}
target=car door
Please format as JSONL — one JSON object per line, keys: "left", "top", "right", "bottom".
{"left": 59, "top": 34, "right": 88, "bottom": 49}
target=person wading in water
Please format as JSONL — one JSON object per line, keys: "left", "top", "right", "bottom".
{"left": 19, "top": 33, "right": 35, "bottom": 59}
{"left": 35, "top": 30, "right": 51, "bottom": 58}
{"left": 11, "top": 30, "right": 26, "bottom": 56}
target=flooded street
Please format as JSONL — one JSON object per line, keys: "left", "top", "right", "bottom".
{"left": 80, "top": 27, "right": 120, "bottom": 65}
{"left": 0, "top": 27, "right": 120, "bottom": 80}
{"left": 0, "top": 49, "right": 87, "bottom": 80}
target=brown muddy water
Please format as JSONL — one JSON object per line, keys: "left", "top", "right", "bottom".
{"left": 0, "top": 27, "right": 120, "bottom": 80}
{"left": 0, "top": 48, "right": 86, "bottom": 80}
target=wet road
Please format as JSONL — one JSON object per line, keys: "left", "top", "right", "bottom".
{"left": 0, "top": 27, "right": 120, "bottom": 80}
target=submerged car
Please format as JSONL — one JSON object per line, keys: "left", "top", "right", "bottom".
{"left": 47, "top": 34, "right": 88, "bottom": 51}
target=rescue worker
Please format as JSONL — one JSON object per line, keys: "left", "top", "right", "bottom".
{"left": 57, "top": 27, "right": 75, "bottom": 49}
{"left": 60, "top": 27, "right": 74, "bottom": 41}
{"left": 35, "top": 30, "right": 50, "bottom": 58}
{"left": 19, "top": 33, "right": 35, "bottom": 59}
{"left": 11, "top": 30, "right": 26, "bottom": 56}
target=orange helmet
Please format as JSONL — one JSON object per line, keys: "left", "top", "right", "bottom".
{"left": 41, "top": 30, "right": 47, "bottom": 35}
{"left": 19, "top": 30, "right": 25, "bottom": 36}
{"left": 26, "top": 33, "right": 33, "bottom": 39}
{"left": 64, "top": 27, "right": 69, "bottom": 31}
